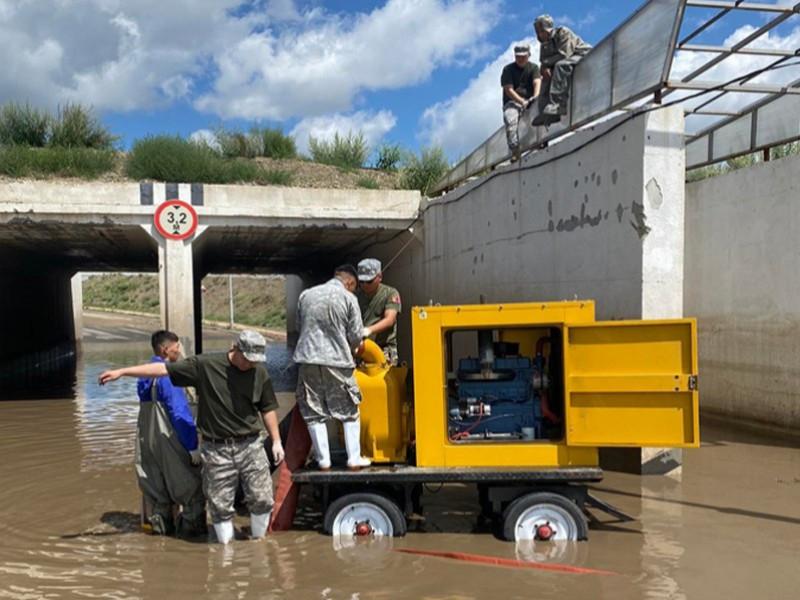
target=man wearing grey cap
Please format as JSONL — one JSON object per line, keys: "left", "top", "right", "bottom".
{"left": 99, "top": 329, "right": 284, "bottom": 545}
{"left": 501, "top": 43, "right": 541, "bottom": 161}
{"left": 293, "top": 264, "right": 371, "bottom": 471}
{"left": 532, "top": 14, "right": 592, "bottom": 126}
{"left": 357, "top": 258, "right": 402, "bottom": 366}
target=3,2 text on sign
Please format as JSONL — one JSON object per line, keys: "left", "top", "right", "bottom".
{"left": 154, "top": 200, "right": 198, "bottom": 241}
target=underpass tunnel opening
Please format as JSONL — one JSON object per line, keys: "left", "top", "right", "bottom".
{"left": 0, "top": 221, "right": 158, "bottom": 399}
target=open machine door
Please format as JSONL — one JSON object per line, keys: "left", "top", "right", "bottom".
{"left": 563, "top": 319, "right": 699, "bottom": 448}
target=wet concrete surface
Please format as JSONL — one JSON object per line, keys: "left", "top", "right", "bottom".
{"left": 1, "top": 313, "right": 799, "bottom": 599}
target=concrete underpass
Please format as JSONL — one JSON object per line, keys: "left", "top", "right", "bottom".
{"left": 0, "top": 182, "right": 420, "bottom": 390}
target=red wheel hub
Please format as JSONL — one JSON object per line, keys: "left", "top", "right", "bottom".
{"left": 535, "top": 523, "right": 555, "bottom": 541}
{"left": 355, "top": 521, "right": 373, "bottom": 536}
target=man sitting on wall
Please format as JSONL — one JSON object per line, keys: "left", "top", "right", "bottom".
{"left": 501, "top": 43, "right": 541, "bottom": 162}
{"left": 532, "top": 14, "right": 592, "bottom": 127}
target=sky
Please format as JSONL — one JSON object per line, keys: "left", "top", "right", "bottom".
{"left": 0, "top": 0, "right": 798, "bottom": 162}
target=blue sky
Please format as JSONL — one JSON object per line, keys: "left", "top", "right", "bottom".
{"left": 1, "top": 1, "right": 797, "bottom": 161}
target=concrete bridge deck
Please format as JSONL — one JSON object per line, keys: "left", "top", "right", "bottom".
{"left": 0, "top": 180, "right": 420, "bottom": 362}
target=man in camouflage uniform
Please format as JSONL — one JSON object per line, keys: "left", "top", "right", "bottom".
{"left": 293, "top": 264, "right": 371, "bottom": 470}
{"left": 532, "top": 14, "right": 592, "bottom": 126}
{"left": 99, "top": 330, "right": 284, "bottom": 545}
{"left": 356, "top": 258, "right": 402, "bottom": 366}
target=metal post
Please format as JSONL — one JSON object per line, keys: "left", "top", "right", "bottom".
{"left": 228, "top": 274, "right": 234, "bottom": 328}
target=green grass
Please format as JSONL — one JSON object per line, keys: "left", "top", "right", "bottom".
{"left": 374, "top": 143, "right": 404, "bottom": 171}
{"left": 49, "top": 103, "right": 117, "bottom": 149}
{"left": 308, "top": 131, "right": 369, "bottom": 169}
{"left": 83, "top": 274, "right": 160, "bottom": 314}
{"left": 259, "top": 128, "right": 297, "bottom": 159}
{"left": 84, "top": 274, "right": 287, "bottom": 329}
{"left": 0, "top": 102, "right": 115, "bottom": 149}
{"left": 400, "top": 146, "right": 449, "bottom": 196}
{"left": 0, "top": 103, "right": 49, "bottom": 147}
{"left": 125, "top": 135, "right": 293, "bottom": 185}
{"left": 0, "top": 146, "right": 116, "bottom": 178}
{"left": 214, "top": 126, "right": 297, "bottom": 160}
{"left": 356, "top": 176, "right": 380, "bottom": 189}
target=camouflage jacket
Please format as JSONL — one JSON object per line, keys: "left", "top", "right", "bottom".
{"left": 540, "top": 26, "right": 592, "bottom": 68}
{"left": 293, "top": 278, "right": 364, "bottom": 368}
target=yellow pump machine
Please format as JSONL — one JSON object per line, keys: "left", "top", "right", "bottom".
{"left": 296, "top": 300, "right": 699, "bottom": 544}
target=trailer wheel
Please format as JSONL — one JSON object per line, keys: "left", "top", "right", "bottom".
{"left": 324, "top": 493, "right": 407, "bottom": 538}
{"left": 502, "top": 492, "right": 587, "bottom": 542}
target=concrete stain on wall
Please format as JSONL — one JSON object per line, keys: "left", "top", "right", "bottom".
{"left": 645, "top": 177, "right": 664, "bottom": 209}
{"left": 630, "top": 201, "right": 650, "bottom": 239}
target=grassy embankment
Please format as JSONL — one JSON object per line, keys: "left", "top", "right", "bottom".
{"left": 83, "top": 273, "right": 286, "bottom": 330}
{"left": 0, "top": 102, "right": 449, "bottom": 194}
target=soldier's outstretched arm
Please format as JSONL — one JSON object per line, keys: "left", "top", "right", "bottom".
{"left": 98, "top": 362, "right": 168, "bottom": 385}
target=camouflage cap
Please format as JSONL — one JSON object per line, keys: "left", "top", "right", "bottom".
{"left": 237, "top": 329, "right": 267, "bottom": 363}
{"left": 534, "top": 14, "right": 554, "bottom": 31}
{"left": 357, "top": 258, "right": 382, "bottom": 282}
{"left": 514, "top": 44, "right": 531, "bottom": 56}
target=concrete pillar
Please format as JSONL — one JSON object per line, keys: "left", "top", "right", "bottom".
{"left": 158, "top": 237, "right": 197, "bottom": 355}
{"left": 143, "top": 224, "right": 207, "bottom": 356}
{"left": 285, "top": 274, "right": 310, "bottom": 347}
{"left": 70, "top": 272, "right": 83, "bottom": 345}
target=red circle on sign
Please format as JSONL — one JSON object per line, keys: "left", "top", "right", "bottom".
{"left": 154, "top": 199, "right": 199, "bottom": 240}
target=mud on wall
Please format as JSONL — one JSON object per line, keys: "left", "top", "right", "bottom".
{"left": 374, "top": 107, "right": 686, "bottom": 364}
{"left": 685, "top": 153, "right": 800, "bottom": 430}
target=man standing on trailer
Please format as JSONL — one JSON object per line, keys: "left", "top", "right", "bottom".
{"left": 532, "top": 14, "right": 592, "bottom": 126}
{"left": 293, "top": 264, "right": 371, "bottom": 471}
{"left": 356, "top": 258, "right": 402, "bottom": 366}
{"left": 99, "top": 330, "right": 285, "bottom": 544}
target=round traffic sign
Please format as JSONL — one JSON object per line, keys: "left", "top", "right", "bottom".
{"left": 154, "top": 199, "right": 198, "bottom": 240}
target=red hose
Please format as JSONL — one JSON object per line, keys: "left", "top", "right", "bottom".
{"left": 268, "top": 406, "right": 311, "bottom": 532}
{"left": 395, "top": 548, "right": 616, "bottom": 576}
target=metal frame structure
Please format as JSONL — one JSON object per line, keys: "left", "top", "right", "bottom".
{"left": 431, "top": 0, "right": 800, "bottom": 195}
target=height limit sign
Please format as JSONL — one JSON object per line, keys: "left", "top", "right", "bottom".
{"left": 154, "top": 199, "right": 198, "bottom": 241}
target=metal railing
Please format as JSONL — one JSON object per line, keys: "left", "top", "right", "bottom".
{"left": 432, "top": 0, "right": 800, "bottom": 194}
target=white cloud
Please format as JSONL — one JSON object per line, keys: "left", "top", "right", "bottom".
{"left": 0, "top": 0, "right": 498, "bottom": 123}
{"left": 195, "top": 0, "right": 500, "bottom": 120}
{"left": 420, "top": 39, "right": 539, "bottom": 159}
{"left": 290, "top": 110, "right": 397, "bottom": 155}
{"left": 0, "top": 0, "right": 255, "bottom": 112}
{"left": 188, "top": 129, "right": 221, "bottom": 152}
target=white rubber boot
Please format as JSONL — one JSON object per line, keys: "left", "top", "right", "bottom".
{"left": 307, "top": 422, "right": 331, "bottom": 470}
{"left": 344, "top": 418, "right": 371, "bottom": 470}
{"left": 213, "top": 520, "right": 234, "bottom": 545}
{"left": 250, "top": 511, "right": 271, "bottom": 539}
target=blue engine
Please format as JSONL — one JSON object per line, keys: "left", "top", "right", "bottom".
{"left": 451, "top": 355, "right": 545, "bottom": 439}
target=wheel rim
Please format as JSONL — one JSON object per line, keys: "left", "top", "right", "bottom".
{"left": 331, "top": 502, "right": 394, "bottom": 538}
{"left": 513, "top": 502, "right": 579, "bottom": 541}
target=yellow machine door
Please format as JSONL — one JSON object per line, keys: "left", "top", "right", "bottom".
{"left": 563, "top": 319, "right": 699, "bottom": 448}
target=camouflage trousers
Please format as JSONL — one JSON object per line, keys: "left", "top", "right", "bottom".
{"left": 503, "top": 101, "right": 526, "bottom": 151}
{"left": 200, "top": 434, "right": 273, "bottom": 523}
{"left": 539, "top": 56, "right": 582, "bottom": 112}
{"left": 382, "top": 345, "right": 399, "bottom": 367}
{"left": 296, "top": 364, "right": 361, "bottom": 425}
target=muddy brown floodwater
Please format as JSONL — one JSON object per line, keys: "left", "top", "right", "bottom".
{"left": 1, "top": 314, "right": 799, "bottom": 599}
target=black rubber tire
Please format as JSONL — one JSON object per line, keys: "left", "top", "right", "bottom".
{"left": 323, "top": 492, "right": 407, "bottom": 537}
{"left": 501, "top": 491, "right": 588, "bottom": 542}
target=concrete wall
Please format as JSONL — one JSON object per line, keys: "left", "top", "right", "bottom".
{"left": 685, "top": 153, "right": 800, "bottom": 430}
{"left": 374, "top": 107, "right": 686, "bottom": 364}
